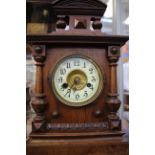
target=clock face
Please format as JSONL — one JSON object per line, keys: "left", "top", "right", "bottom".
{"left": 49, "top": 55, "right": 104, "bottom": 107}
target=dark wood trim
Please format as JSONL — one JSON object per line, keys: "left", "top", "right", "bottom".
{"left": 30, "top": 131, "right": 125, "bottom": 139}
{"left": 52, "top": 8, "right": 106, "bottom": 16}
{"left": 27, "top": 34, "right": 129, "bottom": 46}
{"left": 26, "top": 0, "right": 107, "bottom": 16}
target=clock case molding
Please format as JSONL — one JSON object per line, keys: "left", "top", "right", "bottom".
{"left": 27, "top": 0, "right": 129, "bottom": 139}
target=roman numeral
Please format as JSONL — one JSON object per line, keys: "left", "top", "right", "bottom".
{"left": 58, "top": 77, "right": 63, "bottom": 83}
{"left": 67, "top": 62, "right": 71, "bottom": 68}
{"left": 60, "top": 68, "right": 66, "bottom": 75}
{"left": 74, "top": 60, "right": 80, "bottom": 66}
{"left": 83, "top": 62, "right": 86, "bottom": 68}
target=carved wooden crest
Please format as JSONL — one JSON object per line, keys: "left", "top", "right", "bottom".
{"left": 52, "top": 0, "right": 106, "bottom": 8}
{"left": 52, "top": 0, "right": 107, "bottom": 16}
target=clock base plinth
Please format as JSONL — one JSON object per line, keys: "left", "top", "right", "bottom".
{"left": 29, "top": 131, "right": 125, "bottom": 139}
{"left": 27, "top": 134, "right": 128, "bottom": 155}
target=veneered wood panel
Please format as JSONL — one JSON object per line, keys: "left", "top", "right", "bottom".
{"left": 43, "top": 47, "right": 109, "bottom": 125}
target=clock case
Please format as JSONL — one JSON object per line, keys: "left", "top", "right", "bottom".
{"left": 27, "top": 0, "right": 129, "bottom": 139}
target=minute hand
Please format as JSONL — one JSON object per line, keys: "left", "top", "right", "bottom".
{"left": 64, "top": 83, "right": 74, "bottom": 97}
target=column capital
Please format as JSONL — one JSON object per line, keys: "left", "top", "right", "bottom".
{"left": 108, "top": 46, "right": 120, "bottom": 63}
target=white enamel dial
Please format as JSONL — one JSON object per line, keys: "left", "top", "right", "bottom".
{"left": 50, "top": 55, "right": 103, "bottom": 107}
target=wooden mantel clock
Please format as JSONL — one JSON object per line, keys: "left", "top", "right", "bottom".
{"left": 27, "top": 0, "right": 129, "bottom": 155}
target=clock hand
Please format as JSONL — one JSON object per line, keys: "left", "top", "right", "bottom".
{"left": 64, "top": 83, "right": 74, "bottom": 97}
{"left": 64, "top": 89, "right": 71, "bottom": 97}
{"left": 64, "top": 78, "right": 83, "bottom": 97}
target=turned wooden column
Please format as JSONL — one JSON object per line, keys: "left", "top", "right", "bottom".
{"left": 31, "top": 45, "right": 48, "bottom": 132}
{"left": 106, "top": 46, "right": 121, "bottom": 131}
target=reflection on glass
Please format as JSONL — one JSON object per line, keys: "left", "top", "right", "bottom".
{"left": 101, "top": 0, "right": 129, "bottom": 35}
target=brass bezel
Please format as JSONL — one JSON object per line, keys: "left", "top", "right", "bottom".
{"left": 49, "top": 54, "right": 104, "bottom": 107}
